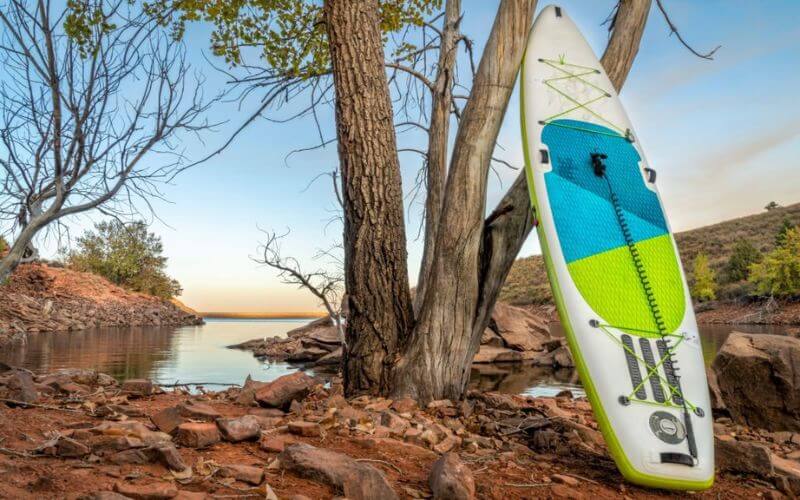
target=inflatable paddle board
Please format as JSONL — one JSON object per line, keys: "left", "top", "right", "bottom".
{"left": 520, "top": 5, "right": 713, "bottom": 490}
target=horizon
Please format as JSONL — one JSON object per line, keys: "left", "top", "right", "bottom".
{"left": 24, "top": 1, "right": 800, "bottom": 313}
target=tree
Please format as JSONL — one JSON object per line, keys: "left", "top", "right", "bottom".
{"left": 254, "top": 229, "right": 345, "bottom": 342}
{"left": 68, "top": 220, "right": 182, "bottom": 299}
{"left": 749, "top": 227, "right": 800, "bottom": 298}
{"left": 0, "top": 0, "right": 216, "bottom": 283}
{"left": 776, "top": 217, "right": 795, "bottom": 247}
{"left": 724, "top": 240, "right": 761, "bottom": 283}
{"left": 765, "top": 201, "right": 781, "bottom": 211}
{"left": 691, "top": 253, "right": 717, "bottom": 302}
{"left": 142, "top": 0, "right": 716, "bottom": 401}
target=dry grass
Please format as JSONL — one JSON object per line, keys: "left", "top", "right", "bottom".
{"left": 501, "top": 202, "right": 800, "bottom": 306}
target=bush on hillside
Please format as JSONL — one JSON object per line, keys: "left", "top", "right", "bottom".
{"left": 68, "top": 221, "right": 182, "bottom": 299}
{"left": 749, "top": 227, "right": 800, "bottom": 298}
{"left": 776, "top": 217, "right": 794, "bottom": 247}
{"left": 723, "top": 240, "right": 762, "bottom": 283}
{"left": 690, "top": 253, "right": 717, "bottom": 302}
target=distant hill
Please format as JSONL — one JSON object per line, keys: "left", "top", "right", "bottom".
{"left": 500, "top": 202, "right": 800, "bottom": 306}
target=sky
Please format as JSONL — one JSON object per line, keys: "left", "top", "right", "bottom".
{"left": 39, "top": 1, "right": 800, "bottom": 313}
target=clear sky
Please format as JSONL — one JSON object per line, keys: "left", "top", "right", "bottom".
{"left": 47, "top": 1, "right": 800, "bottom": 313}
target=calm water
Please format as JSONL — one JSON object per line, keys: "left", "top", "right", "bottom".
{"left": 0, "top": 319, "right": 782, "bottom": 398}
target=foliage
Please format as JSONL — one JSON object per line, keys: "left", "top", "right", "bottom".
{"left": 723, "top": 240, "right": 762, "bottom": 283}
{"left": 691, "top": 253, "right": 717, "bottom": 302}
{"left": 749, "top": 227, "right": 800, "bottom": 298}
{"left": 776, "top": 217, "right": 794, "bottom": 247}
{"left": 765, "top": 201, "right": 780, "bottom": 211}
{"left": 0, "top": 236, "right": 7, "bottom": 255}
{"left": 139, "top": 0, "right": 441, "bottom": 76}
{"left": 68, "top": 221, "right": 182, "bottom": 299}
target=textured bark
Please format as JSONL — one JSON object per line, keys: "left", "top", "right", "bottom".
{"left": 601, "top": 0, "right": 652, "bottom": 91}
{"left": 324, "top": 0, "right": 414, "bottom": 396}
{"left": 471, "top": 0, "right": 652, "bottom": 343}
{"left": 392, "top": 0, "right": 651, "bottom": 402}
{"left": 414, "top": 0, "right": 460, "bottom": 312}
{"left": 393, "top": 0, "right": 537, "bottom": 402}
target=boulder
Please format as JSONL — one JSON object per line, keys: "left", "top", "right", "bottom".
{"left": 279, "top": 443, "right": 398, "bottom": 500}
{"left": 480, "top": 328, "right": 505, "bottom": 348}
{"left": 216, "top": 415, "right": 261, "bottom": 442}
{"left": 150, "top": 406, "right": 184, "bottom": 434}
{"left": 489, "top": 302, "right": 550, "bottom": 352}
{"left": 255, "top": 372, "right": 316, "bottom": 410}
{"left": 713, "top": 333, "right": 800, "bottom": 431}
{"left": 429, "top": 452, "right": 475, "bottom": 500}
{"left": 715, "top": 436, "right": 773, "bottom": 477}
{"left": 4, "top": 369, "right": 38, "bottom": 404}
{"left": 174, "top": 422, "right": 220, "bottom": 449}
{"left": 285, "top": 316, "right": 333, "bottom": 339}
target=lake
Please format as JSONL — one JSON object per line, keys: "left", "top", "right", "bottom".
{"left": 0, "top": 319, "right": 782, "bottom": 398}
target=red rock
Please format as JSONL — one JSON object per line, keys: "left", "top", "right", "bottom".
{"left": 108, "top": 448, "right": 157, "bottom": 465}
{"left": 150, "top": 406, "right": 184, "bottom": 434}
{"left": 113, "top": 481, "right": 178, "bottom": 499}
{"left": 433, "top": 436, "right": 461, "bottom": 454}
{"left": 178, "top": 401, "right": 220, "bottom": 420}
{"left": 391, "top": 398, "right": 418, "bottom": 414}
{"left": 713, "top": 333, "right": 800, "bottom": 431}
{"left": 121, "top": 379, "right": 155, "bottom": 397}
{"left": 551, "top": 474, "right": 579, "bottom": 486}
{"left": 260, "top": 434, "right": 292, "bottom": 453}
{"left": 216, "top": 415, "right": 260, "bottom": 442}
{"left": 255, "top": 372, "right": 316, "bottom": 410}
{"left": 174, "top": 422, "right": 220, "bottom": 449}
{"left": 429, "top": 452, "right": 475, "bottom": 500}
{"left": 715, "top": 436, "right": 773, "bottom": 477}
{"left": 380, "top": 411, "right": 409, "bottom": 435}
{"left": 219, "top": 464, "right": 265, "bottom": 485}
{"left": 53, "top": 436, "right": 90, "bottom": 457}
{"left": 288, "top": 421, "right": 322, "bottom": 437}
{"left": 174, "top": 492, "right": 207, "bottom": 500}
{"left": 5, "top": 370, "right": 38, "bottom": 403}
{"left": 551, "top": 484, "right": 584, "bottom": 499}
{"left": 354, "top": 437, "right": 437, "bottom": 460}
{"left": 152, "top": 444, "right": 189, "bottom": 472}
{"left": 279, "top": 443, "right": 398, "bottom": 500}
{"left": 489, "top": 302, "right": 550, "bottom": 351}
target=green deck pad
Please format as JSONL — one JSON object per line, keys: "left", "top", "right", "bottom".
{"left": 566, "top": 234, "right": 685, "bottom": 337}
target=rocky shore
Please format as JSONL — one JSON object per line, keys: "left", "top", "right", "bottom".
{"left": 0, "top": 262, "right": 203, "bottom": 346}
{"left": 0, "top": 331, "right": 799, "bottom": 498}
{"left": 230, "top": 302, "right": 575, "bottom": 370}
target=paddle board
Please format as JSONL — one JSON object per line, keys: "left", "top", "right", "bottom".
{"left": 519, "top": 5, "right": 713, "bottom": 490}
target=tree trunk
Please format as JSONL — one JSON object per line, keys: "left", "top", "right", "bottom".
{"left": 393, "top": 0, "right": 537, "bottom": 402}
{"left": 473, "top": 0, "right": 652, "bottom": 331}
{"left": 324, "top": 0, "right": 414, "bottom": 396}
{"left": 0, "top": 217, "right": 48, "bottom": 283}
{"left": 414, "top": 0, "right": 460, "bottom": 312}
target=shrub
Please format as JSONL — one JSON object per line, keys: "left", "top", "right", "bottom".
{"left": 749, "top": 227, "right": 800, "bottom": 298}
{"left": 0, "top": 235, "right": 7, "bottom": 255}
{"left": 68, "top": 221, "right": 182, "bottom": 299}
{"left": 691, "top": 253, "right": 717, "bottom": 302}
{"left": 776, "top": 217, "right": 794, "bottom": 247}
{"left": 723, "top": 240, "right": 762, "bottom": 283}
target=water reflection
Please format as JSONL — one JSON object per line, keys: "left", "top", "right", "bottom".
{"left": 0, "top": 319, "right": 784, "bottom": 396}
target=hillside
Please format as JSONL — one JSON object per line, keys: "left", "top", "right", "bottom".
{"left": 501, "top": 202, "right": 800, "bottom": 306}
{"left": 0, "top": 262, "right": 203, "bottom": 345}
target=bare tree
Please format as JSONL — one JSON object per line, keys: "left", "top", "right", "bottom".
{"left": 255, "top": 229, "right": 345, "bottom": 342}
{"left": 0, "top": 0, "right": 217, "bottom": 282}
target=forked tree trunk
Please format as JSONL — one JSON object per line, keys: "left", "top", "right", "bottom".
{"left": 392, "top": 0, "right": 537, "bottom": 401}
{"left": 323, "top": 0, "right": 414, "bottom": 396}
{"left": 393, "top": 0, "right": 652, "bottom": 402}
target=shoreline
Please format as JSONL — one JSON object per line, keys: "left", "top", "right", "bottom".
{"left": 202, "top": 312, "right": 326, "bottom": 320}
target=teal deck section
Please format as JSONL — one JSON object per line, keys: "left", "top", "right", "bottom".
{"left": 542, "top": 119, "right": 668, "bottom": 263}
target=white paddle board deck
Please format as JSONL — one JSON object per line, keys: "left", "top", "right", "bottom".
{"left": 520, "top": 5, "right": 713, "bottom": 490}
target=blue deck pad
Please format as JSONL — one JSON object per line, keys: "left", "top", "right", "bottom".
{"left": 542, "top": 119, "right": 669, "bottom": 263}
